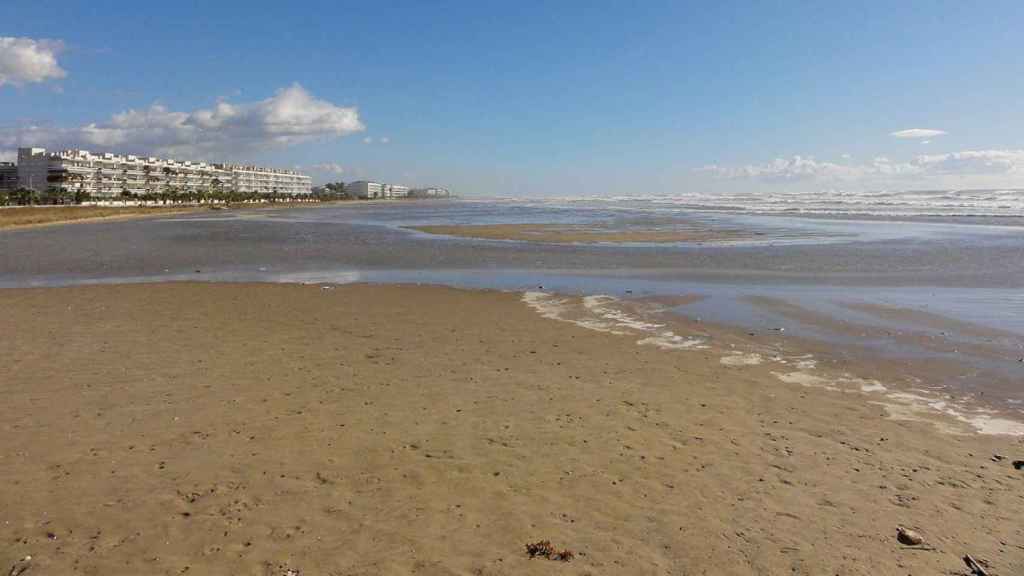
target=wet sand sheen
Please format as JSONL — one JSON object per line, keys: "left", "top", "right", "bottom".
{"left": 2, "top": 282, "right": 1023, "bottom": 575}
{"left": 409, "top": 223, "right": 750, "bottom": 243}
{"left": 841, "top": 301, "right": 1024, "bottom": 341}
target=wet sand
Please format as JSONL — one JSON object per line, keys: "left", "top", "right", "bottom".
{"left": 737, "top": 296, "right": 1024, "bottom": 403}
{"left": 2, "top": 282, "right": 1022, "bottom": 575}
{"left": 409, "top": 223, "right": 748, "bottom": 244}
{"left": 841, "top": 301, "right": 1024, "bottom": 341}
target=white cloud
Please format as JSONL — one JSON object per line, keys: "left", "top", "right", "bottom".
{"left": 913, "top": 149, "right": 1024, "bottom": 175}
{"left": 363, "top": 137, "right": 374, "bottom": 144}
{"left": 890, "top": 128, "right": 947, "bottom": 139}
{"left": 379, "top": 136, "right": 390, "bottom": 144}
{"left": 0, "top": 149, "right": 15, "bottom": 163}
{"left": 699, "top": 149, "right": 1024, "bottom": 183}
{"left": 308, "top": 162, "right": 345, "bottom": 175}
{"left": 0, "top": 83, "right": 364, "bottom": 158}
{"left": 0, "top": 37, "right": 66, "bottom": 87}
{"left": 697, "top": 156, "right": 872, "bottom": 181}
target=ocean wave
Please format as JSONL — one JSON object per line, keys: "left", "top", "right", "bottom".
{"left": 499, "top": 189, "right": 1024, "bottom": 218}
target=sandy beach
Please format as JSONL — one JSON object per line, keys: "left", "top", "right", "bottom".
{"left": 0, "top": 202, "right": 341, "bottom": 231}
{"left": 0, "top": 206, "right": 208, "bottom": 230}
{"left": 2, "top": 282, "right": 1022, "bottom": 575}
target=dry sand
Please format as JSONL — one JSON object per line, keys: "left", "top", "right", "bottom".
{"left": 0, "top": 206, "right": 206, "bottom": 230}
{"left": 0, "top": 202, "right": 335, "bottom": 230}
{"left": 1, "top": 283, "right": 1022, "bottom": 575}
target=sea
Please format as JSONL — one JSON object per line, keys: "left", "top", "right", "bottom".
{"left": 521, "top": 188, "right": 1024, "bottom": 219}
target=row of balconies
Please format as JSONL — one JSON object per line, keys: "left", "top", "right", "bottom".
{"left": 51, "top": 159, "right": 305, "bottom": 180}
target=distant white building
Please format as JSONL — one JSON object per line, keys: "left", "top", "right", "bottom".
{"left": 345, "top": 181, "right": 412, "bottom": 199}
{"left": 15, "top": 147, "right": 312, "bottom": 198}
{"left": 345, "top": 180, "right": 384, "bottom": 199}
{"left": 409, "top": 187, "right": 451, "bottom": 198}
{"left": 384, "top": 184, "right": 409, "bottom": 198}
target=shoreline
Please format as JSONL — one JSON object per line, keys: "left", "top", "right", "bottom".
{"left": 1, "top": 271, "right": 1021, "bottom": 426}
{"left": 408, "top": 222, "right": 750, "bottom": 244}
{"left": 0, "top": 200, "right": 408, "bottom": 231}
{"left": 2, "top": 281, "right": 1022, "bottom": 574}
{"left": 522, "top": 289, "right": 1024, "bottom": 435}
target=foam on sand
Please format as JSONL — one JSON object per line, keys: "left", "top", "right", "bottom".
{"left": 522, "top": 292, "right": 707, "bottom": 349}
{"left": 773, "top": 370, "right": 842, "bottom": 392}
{"left": 772, "top": 371, "right": 1024, "bottom": 436}
{"left": 720, "top": 352, "right": 763, "bottom": 366}
{"left": 638, "top": 332, "right": 707, "bottom": 350}
{"left": 524, "top": 292, "right": 1024, "bottom": 437}
{"left": 582, "top": 295, "right": 666, "bottom": 332}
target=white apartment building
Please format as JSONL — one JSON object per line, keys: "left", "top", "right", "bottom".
{"left": 16, "top": 147, "right": 312, "bottom": 198}
{"left": 221, "top": 164, "right": 313, "bottom": 195}
{"left": 345, "top": 180, "right": 384, "bottom": 199}
{"left": 345, "top": 181, "right": 411, "bottom": 199}
{"left": 384, "top": 184, "right": 410, "bottom": 198}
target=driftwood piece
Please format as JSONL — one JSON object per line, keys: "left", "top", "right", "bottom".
{"left": 963, "top": 554, "right": 989, "bottom": 576}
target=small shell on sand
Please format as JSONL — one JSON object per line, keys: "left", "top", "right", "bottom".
{"left": 896, "top": 527, "right": 924, "bottom": 546}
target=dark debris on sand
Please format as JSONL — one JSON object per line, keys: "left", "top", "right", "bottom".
{"left": 525, "top": 540, "right": 574, "bottom": 561}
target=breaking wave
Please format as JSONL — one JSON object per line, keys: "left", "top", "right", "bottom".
{"left": 498, "top": 189, "right": 1024, "bottom": 218}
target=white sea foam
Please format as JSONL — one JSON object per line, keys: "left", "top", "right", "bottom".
{"left": 522, "top": 291, "right": 574, "bottom": 321}
{"left": 720, "top": 352, "right": 763, "bottom": 366}
{"left": 524, "top": 292, "right": 1024, "bottom": 436}
{"left": 773, "top": 371, "right": 841, "bottom": 392}
{"left": 960, "top": 415, "right": 1024, "bottom": 436}
{"left": 859, "top": 381, "right": 888, "bottom": 393}
{"left": 794, "top": 357, "right": 818, "bottom": 370}
{"left": 582, "top": 295, "right": 666, "bottom": 331}
{"left": 770, "top": 372, "right": 1023, "bottom": 436}
{"left": 522, "top": 292, "right": 706, "bottom": 349}
{"left": 504, "top": 189, "right": 1024, "bottom": 218}
{"left": 638, "top": 332, "right": 707, "bottom": 350}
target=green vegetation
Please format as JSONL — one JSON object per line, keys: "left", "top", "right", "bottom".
{"left": 1, "top": 177, "right": 369, "bottom": 207}
{"left": 311, "top": 181, "right": 354, "bottom": 201}
{"left": 0, "top": 185, "right": 319, "bottom": 207}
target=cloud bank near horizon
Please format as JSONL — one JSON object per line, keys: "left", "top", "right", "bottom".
{"left": 699, "top": 150, "right": 1024, "bottom": 183}
{"left": 0, "top": 84, "right": 364, "bottom": 160}
{"left": 0, "top": 37, "right": 66, "bottom": 88}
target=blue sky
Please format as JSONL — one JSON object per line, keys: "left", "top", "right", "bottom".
{"left": 2, "top": 1, "right": 1023, "bottom": 194}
